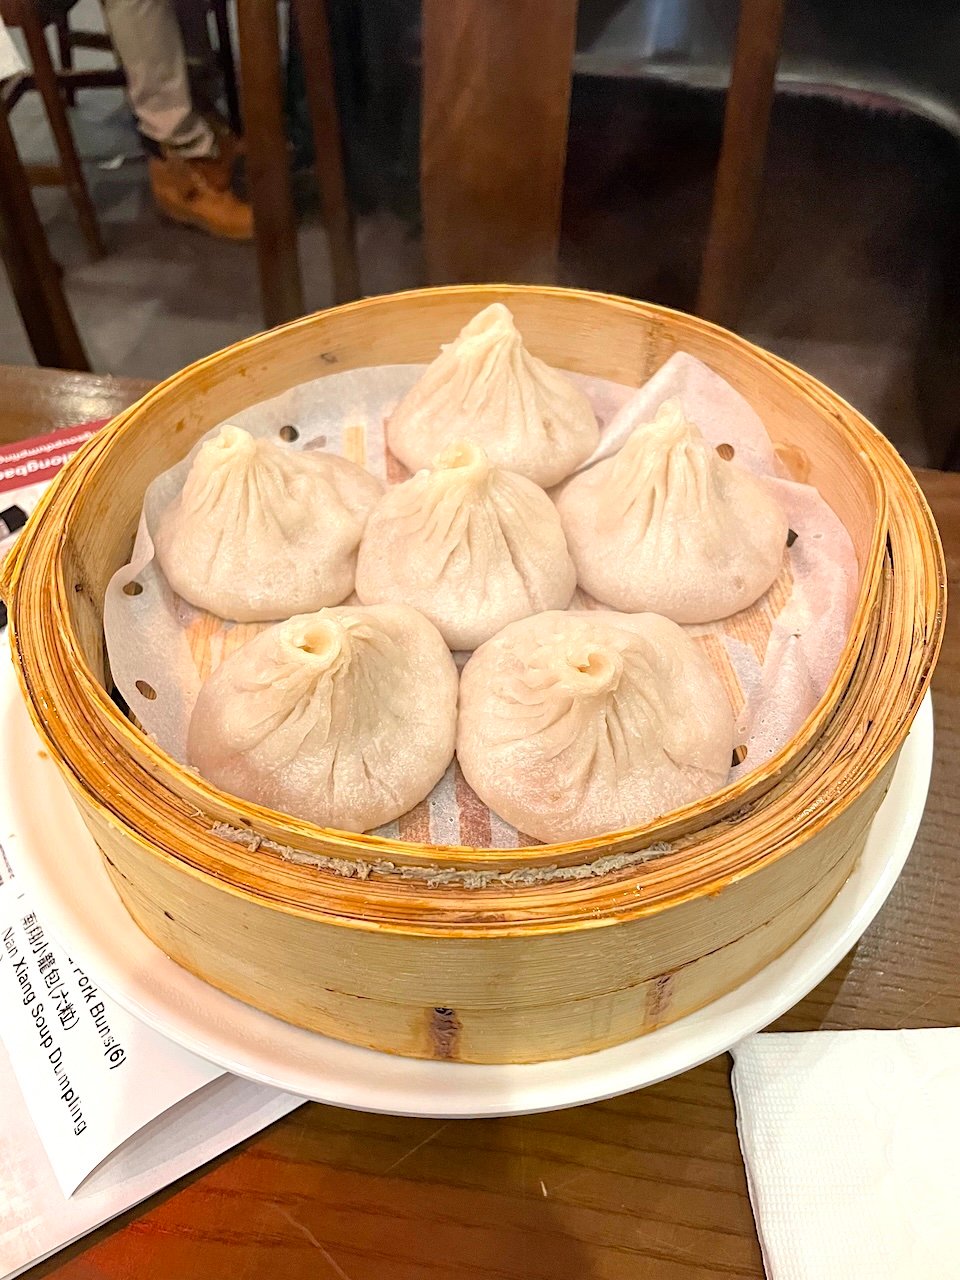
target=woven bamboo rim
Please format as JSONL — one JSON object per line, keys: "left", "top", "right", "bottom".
{"left": 1, "top": 289, "right": 945, "bottom": 938}
{"left": 2, "top": 288, "right": 887, "bottom": 864}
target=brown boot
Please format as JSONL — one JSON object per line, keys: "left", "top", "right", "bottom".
{"left": 200, "top": 118, "right": 246, "bottom": 192}
{"left": 149, "top": 154, "right": 253, "bottom": 241}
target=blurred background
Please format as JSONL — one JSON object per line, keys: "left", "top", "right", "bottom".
{"left": 2, "top": 0, "right": 959, "bottom": 466}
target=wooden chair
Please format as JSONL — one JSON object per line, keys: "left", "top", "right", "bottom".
{"left": 0, "top": 73, "right": 88, "bottom": 368}
{"left": 0, "top": 0, "right": 123, "bottom": 258}
{"left": 236, "top": 0, "right": 360, "bottom": 327}
{"left": 50, "top": 14, "right": 115, "bottom": 107}
{"left": 2, "top": 0, "right": 247, "bottom": 264}
{"left": 420, "top": 0, "right": 785, "bottom": 331}
{"left": 54, "top": 0, "right": 241, "bottom": 133}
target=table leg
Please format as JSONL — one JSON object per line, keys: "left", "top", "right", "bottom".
{"left": 421, "top": 0, "right": 578, "bottom": 285}
{"left": 236, "top": 0, "right": 304, "bottom": 327}
{"left": 696, "top": 0, "right": 786, "bottom": 329}
{"left": 0, "top": 91, "right": 89, "bottom": 369}
{"left": 291, "top": 0, "right": 360, "bottom": 304}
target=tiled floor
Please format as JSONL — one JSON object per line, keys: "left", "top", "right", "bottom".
{"left": 2, "top": 7, "right": 956, "bottom": 466}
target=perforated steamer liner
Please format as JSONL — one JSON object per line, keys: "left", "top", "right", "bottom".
{"left": 1, "top": 287, "right": 944, "bottom": 1064}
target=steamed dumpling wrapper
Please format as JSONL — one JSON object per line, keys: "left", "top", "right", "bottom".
{"left": 355, "top": 439, "right": 577, "bottom": 650}
{"left": 188, "top": 604, "right": 458, "bottom": 832}
{"left": 386, "top": 303, "right": 600, "bottom": 488}
{"left": 554, "top": 399, "right": 788, "bottom": 623}
{"left": 154, "top": 425, "right": 383, "bottom": 622}
{"left": 457, "top": 610, "right": 733, "bottom": 844}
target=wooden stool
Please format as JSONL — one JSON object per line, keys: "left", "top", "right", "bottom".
{"left": 50, "top": 17, "right": 114, "bottom": 107}
{"left": 0, "top": 0, "right": 119, "bottom": 258}
{"left": 236, "top": 0, "right": 360, "bottom": 327}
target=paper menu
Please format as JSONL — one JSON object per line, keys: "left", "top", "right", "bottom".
{"left": 0, "top": 874, "right": 225, "bottom": 1196}
{"left": 0, "top": 425, "right": 103, "bottom": 623}
{"left": 0, "top": 851, "right": 304, "bottom": 1278}
{"left": 0, "top": 1037, "right": 302, "bottom": 1280}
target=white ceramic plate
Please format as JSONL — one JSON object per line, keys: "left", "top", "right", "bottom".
{"left": 0, "top": 659, "right": 933, "bottom": 1117}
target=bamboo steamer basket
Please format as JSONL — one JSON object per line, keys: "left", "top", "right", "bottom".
{"left": 1, "top": 287, "right": 945, "bottom": 1065}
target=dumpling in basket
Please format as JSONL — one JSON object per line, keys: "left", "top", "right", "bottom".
{"left": 188, "top": 604, "right": 458, "bottom": 832}
{"left": 386, "top": 303, "right": 599, "bottom": 488}
{"left": 355, "top": 439, "right": 576, "bottom": 650}
{"left": 554, "top": 399, "right": 788, "bottom": 623}
{"left": 154, "top": 425, "right": 383, "bottom": 622}
{"left": 457, "top": 610, "right": 734, "bottom": 844}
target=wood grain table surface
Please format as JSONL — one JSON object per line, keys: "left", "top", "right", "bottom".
{"left": 3, "top": 364, "right": 956, "bottom": 1280}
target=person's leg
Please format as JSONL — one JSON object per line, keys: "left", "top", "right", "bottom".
{"left": 100, "top": 0, "right": 252, "bottom": 239}
{"left": 101, "top": 0, "right": 215, "bottom": 158}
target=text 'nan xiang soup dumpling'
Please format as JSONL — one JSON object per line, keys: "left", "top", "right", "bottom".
{"left": 154, "top": 425, "right": 383, "bottom": 622}
{"left": 187, "top": 604, "right": 458, "bottom": 832}
{"left": 386, "top": 303, "right": 600, "bottom": 487}
{"left": 457, "top": 611, "right": 734, "bottom": 844}
{"left": 555, "top": 399, "right": 788, "bottom": 623}
{"left": 355, "top": 439, "right": 577, "bottom": 650}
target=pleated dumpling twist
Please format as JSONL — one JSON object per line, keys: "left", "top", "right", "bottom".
{"left": 187, "top": 604, "right": 458, "bottom": 832}
{"left": 554, "top": 399, "right": 788, "bottom": 622}
{"left": 386, "top": 303, "right": 599, "bottom": 487}
{"left": 154, "top": 425, "right": 383, "bottom": 622}
{"left": 457, "top": 610, "right": 734, "bottom": 844}
{"left": 355, "top": 439, "right": 577, "bottom": 650}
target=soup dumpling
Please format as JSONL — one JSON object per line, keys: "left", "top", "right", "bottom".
{"left": 386, "top": 303, "right": 599, "bottom": 488}
{"left": 154, "top": 425, "right": 383, "bottom": 622}
{"left": 355, "top": 439, "right": 576, "bottom": 650}
{"left": 188, "top": 604, "right": 458, "bottom": 832}
{"left": 554, "top": 399, "right": 787, "bottom": 623}
{"left": 457, "top": 610, "right": 734, "bottom": 844}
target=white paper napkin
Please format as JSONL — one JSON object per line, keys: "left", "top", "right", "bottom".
{"left": 731, "top": 1030, "right": 960, "bottom": 1280}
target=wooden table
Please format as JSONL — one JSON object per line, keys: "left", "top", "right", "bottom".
{"left": 0, "top": 366, "right": 152, "bottom": 446}
{"left": 6, "top": 364, "right": 957, "bottom": 1280}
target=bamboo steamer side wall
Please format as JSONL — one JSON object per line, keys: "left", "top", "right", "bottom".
{"left": 79, "top": 759, "right": 893, "bottom": 1063}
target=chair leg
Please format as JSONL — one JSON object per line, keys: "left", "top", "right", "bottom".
{"left": 291, "top": 0, "right": 359, "bottom": 303}
{"left": 54, "top": 14, "right": 76, "bottom": 105}
{"left": 0, "top": 96, "right": 89, "bottom": 369}
{"left": 236, "top": 0, "right": 304, "bottom": 326}
{"left": 212, "top": 0, "right": 242, "bottom": 135}
{"left": 18, "top": 8, "right": 105, "bottom": 258}
{"left": 696, "top": 0, "right": 786, "bottom": 329}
